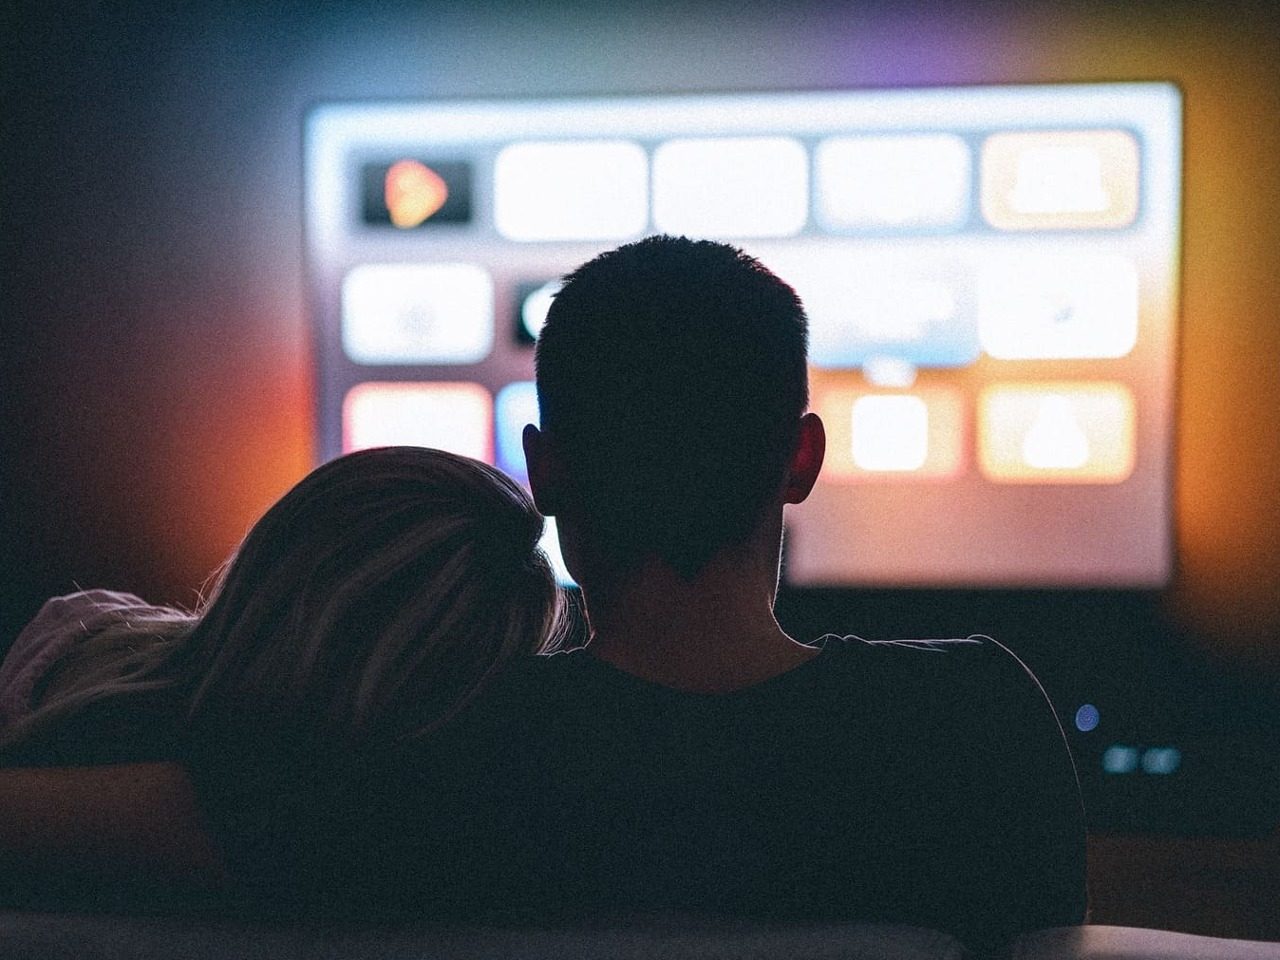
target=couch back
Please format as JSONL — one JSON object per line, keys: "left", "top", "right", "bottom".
{"left": 2, "top": 914, "right": 1279, "bottom": 960}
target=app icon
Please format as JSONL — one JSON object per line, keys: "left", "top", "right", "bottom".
{"left": 978, "top": 383, "right": 1135, "bottom": 483}
{"left": 816, "top": 386, "right": 964, "bottom": 480}
{"left": 852, "top": 395, "right": 929, "bottom": 471}
{"left": 981, "top": 130, "right": 1140, "bottom": 230}
{"left": 978, "top": 253, "right": 1138, "bottom": 360}
{"left": 494, "top": 140, "right": 648, "bottom": 242}
{"left": 386, "top": 160, "right": 447, "bottom": 227}
{"left": 768, "top": 248, "right": 978, "bottom": 370}
{"left": 495, "top": 381, "right": 539, "bottom": 481}
{"left": 342, "top": 382, "right": 492, "bottom": 462}
{"left": 815, "top": 134, "right": 971, "bottom": 232}
{"left": 652, "top": 137, "right": 808, "bottom": 238}
{"left": 342, "top": 263, "right": 493, "bottom": 365}
{"left": 515, "top": 280, "right": 561, "bottom": 344}
{"left": 362, "top": 160, "right": 472, "bottom": 227}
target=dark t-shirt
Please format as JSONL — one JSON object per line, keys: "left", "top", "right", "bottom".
{"left": 286, "top": 634, "right": 1086, "bottom": 951}
{"left": 3, "top": 626, "right": 1087, "bottom": 947}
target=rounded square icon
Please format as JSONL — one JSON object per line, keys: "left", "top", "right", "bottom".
{"left": 981, "top": 130, "right": 1140, "bottom": 230}
{"left": 342, "top": 263, "right": 493, "bottom": 365}
{"left": 342, "top": 381, "right": 493, "bottom": 463}
{"left": 652, "top": 137, "right": 808, "bottom": 238}
{"left": 514, "top": 280, "right": 561, "bottom": 344}
{"left": 815, "top": 386, "right": 964, "bottom": 480}
{"left": 978, "top": 253, "right": 1139, "bottom": 360}
{"left": 853, "top": 395, "right": 928, "bottom": 471}
{"left": 978, "top": 382, "right": 1135, "bottom": 484}
{"left": 495, "top": 381, "right": 539, "bottom": 482}
{"left": 360, "top": 160, "right": 473, "bottom": 228}
{"left": 494, "top": 140, "right": 648, "bottom": 242}
{"left": 815, "top": 134, "right": 971, "bottom": 232}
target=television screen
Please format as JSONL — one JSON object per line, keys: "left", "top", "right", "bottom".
{"left": 305, "top": 83, "right": 1181, "bottom": 588}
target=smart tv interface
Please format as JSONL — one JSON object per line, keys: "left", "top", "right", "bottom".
{"left": 305, "top": 83, "right": 1181, "bottom": 588}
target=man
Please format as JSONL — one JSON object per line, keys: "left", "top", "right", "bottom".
{"left": 496, "top": 235, "right": 1087, "bottom": 950}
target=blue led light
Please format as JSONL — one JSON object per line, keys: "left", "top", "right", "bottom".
{"left": 1102, "top": 745, "right": 1139, "bottom": 774}
{"left": 1141, "top": 747, "right": 1182, "bottom": 775}
{"left": 1074, "top": 703, "right": 1100, "bottom": 732}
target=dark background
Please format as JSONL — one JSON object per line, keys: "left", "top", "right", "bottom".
{"left": 3, "top": 0, "right": 1279, "bottom": 938}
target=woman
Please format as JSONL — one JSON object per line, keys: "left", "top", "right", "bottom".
{"left": 0, "top": 446, "right": 562, "bottom": 912}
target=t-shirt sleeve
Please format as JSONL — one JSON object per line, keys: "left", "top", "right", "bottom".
{"left": 775, "top": 636, "right": 1086, "bottom": 949}
{"left": 899, "top": 637, "right": 1089, "bottom": 950}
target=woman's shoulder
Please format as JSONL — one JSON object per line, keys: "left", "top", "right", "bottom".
{"left": 10, "top": 590, "right": 167, "bottom": 649}
{"left": 20, "top": 589, "right": 155, "bottom": 629}
{"left": 0, "top": 590, "right": 179, "bottom": 738}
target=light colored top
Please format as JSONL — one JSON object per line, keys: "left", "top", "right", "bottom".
{"left": 0, "top": 590, "right": 152, "bottom": 726}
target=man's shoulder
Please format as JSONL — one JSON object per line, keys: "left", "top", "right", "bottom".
{"left": 508, "top": 633, "right": 1037, "bottom": 694}
{"left": 473, "top": 635, "right": 1058, "bottom": 745}
{"left": 789, "top": 633, "right": 1069, "bottom": 755}
{"left": 804, "top": 632, "right": 1039, "bottom": 694}
{"left": 814, "top": 631, "right": 1018, "bottom": 662}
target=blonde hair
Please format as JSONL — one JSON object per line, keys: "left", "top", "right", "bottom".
{"left": 2, "top": 447, "right": 561, "bottom": 754}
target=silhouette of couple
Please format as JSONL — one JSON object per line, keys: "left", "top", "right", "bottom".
{"left": 0, "top": 236, "right": 1085, "bottom": 951}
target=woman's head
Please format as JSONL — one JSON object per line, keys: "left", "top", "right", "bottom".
{"left": 182, "top": 446, "right": 560, "bottom": 750}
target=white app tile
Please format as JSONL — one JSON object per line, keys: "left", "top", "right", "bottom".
{"left": 342, "top": 382, "right": 492, "bottom": 462}
{"left": 815, "top": 134, "right": 970, "bottom": 231}
{"left": 494, "top": 140, "right": 648, "bottom": 241}
{"left": 980, "top": 129, "right": 1140, "bottom": 230}
{"left": 1011, "top": 144, "right": 1108, "bottom": 214}
{"left": 763, "top": 246, "right": 976, "bottom": 370}
{"left": 978, "top": 382, "right": 1135, "bottom": 483}
{"left": 978, "top": 253, "right": 1138, "bottom": 360}
{"left": 342, "top": 263, "right": 493, "bottom": 365}
{"left": 652, "top": 137, "right": 808, "bottom": 238}
{"left": 850, "top": 395, "right": 929, "bottom": 472}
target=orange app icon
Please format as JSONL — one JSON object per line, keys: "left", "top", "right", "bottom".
{"left": 817, "top": 386, "right": 964, "bottom": 480}
{"left": 981, "top": 130, "right": 1140, "bottom": 231}
{"left": 343, "top": 381, "right": 492, "bottom": 462}
{"left": 978, "top": 383, "right": 1135, "bottom": 483}
{"left": 385, "top": 159, "right": 449, "bottom": 228}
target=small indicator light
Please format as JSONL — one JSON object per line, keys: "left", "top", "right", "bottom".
{"left": 1102, "top": 744, "right": 1139, "bottom": 774}
{"left": 1141, "top": 747, "right": 1182, "bottom": 775}
{"left": 1074, "top": 703, "right": 1100, "bottom": 732}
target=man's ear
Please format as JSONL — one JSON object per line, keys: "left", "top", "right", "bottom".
{"left": 782, "top": 412, "right": 825, "bottom": 505}
{"left": 523, "top": 423, "right": 563, "bottom": 516}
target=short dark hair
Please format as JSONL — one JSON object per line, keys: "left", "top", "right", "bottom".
{"left": 535, "top": 234, "right": 809, "bottom": 577}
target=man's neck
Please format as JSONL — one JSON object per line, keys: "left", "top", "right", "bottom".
{"left": 580, "top": 545, "right": 819, "bottom": 695}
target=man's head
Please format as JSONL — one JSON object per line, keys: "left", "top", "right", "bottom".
{"left": 526, "top": 234, "right": 822, "bottom": 579}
